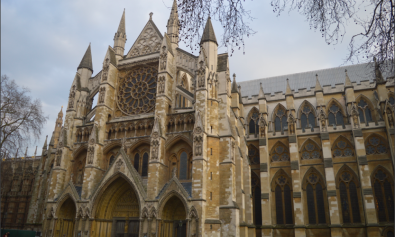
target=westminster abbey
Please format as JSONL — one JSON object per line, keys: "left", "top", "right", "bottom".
{"left": 1, "top": 1, "right": 394, "bottom": 236}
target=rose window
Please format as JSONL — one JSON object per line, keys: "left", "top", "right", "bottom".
{"left": 117, "top": 66, "right": 157, "bottom": 115}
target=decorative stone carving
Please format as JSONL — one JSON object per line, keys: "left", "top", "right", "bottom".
{"left": 194, "top": 136, "right": 203, "bottom": 156}
{"left": 160, "top": 46, "right": 167, "bottom": 71}
{"left": 68, "top": 85, "right": 76, "bottom": 109}
{"left": 158, "top": 76, "right": 165, "bottom": 94}
{"left": 151, "top": 140, "right": 159, "bottom": 160}
{"left": 151, "top": 116, "right": 161, "bottom": 160}
{"left": 348, "top": 103, "right": 360, "bottom": 128}
{"left": 197, "top": 61, "right": 206, "bottom": 88}
{"left": 193, "top": 111, "right": 204, "bottom": 157}
{"left": 102, "top": 58, "right": 109, "bottom": 81}
{"left": 387, "top": 108, "right": 394, "bottom": 127}
{"left": 231, "top": 141, "right": 235, "bottom": 161}
{"left": 129, "top": 26, "right": 161, "bottom": 57}
{"left": 99, "top": 87, "right": 106, "bottom": 104}
{"left": 87, "top": 125, "right": 97, "bottom": 165}
{"left": 259, "top": 114, "right": 267, "bottom": 138}
{"left": 172, "top": 167, "right": 177, "bottom": 177}
{"left": 288, "top": 113, "right": 296, "bottom": 135}
{"left": 48, "top": 207, "right": 55, "bottom": 218}
{"left": 115, "top": 159, "right": 124, "bottom": 170}
{"left": 55, "top": 149, "right": 62, "bottom": 166}
{"left": 87, "top": 146, "right": 94, "bottom": 165}
{"left": 318, "top": 106, "right": 327, "bottom": 132}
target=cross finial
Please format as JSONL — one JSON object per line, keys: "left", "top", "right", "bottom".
{"left": 149, "top": 12, "right": 153, "bottom": 20}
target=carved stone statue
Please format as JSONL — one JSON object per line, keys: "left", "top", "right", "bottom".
{"left": 87, "top": 146, "right": 94, "bottom": 164}
{"left": 387, "top": 109, "right": 394, "bottom": 127}
{"left": 231, "top": 141, "right": 235, "bottom": 161}
{"left": 319, "top": 107, "right": 327, "bottom": 132}
{"left": 55, "top": 149, "right": 62, "bottom": 166}
{"left": 158, "top": 76, "right": 165, "bottom": 94}
{"left": 288, "top": 114, "right": 296, "bottom": 135}
{"left": 172, "top": 167, "right": 177, "bottom": 178}
{"left": 259, "top": 114, "right": 267, "bottom": 138}
{"left": 194, "top": 136, "right": 203, "bottom": 156}
{"left": 102, "top": 58, "right": 109, "bottom": 81}
{"left": 160, "top": 46, "right": 167, "bottom": 70}
{"left": 99, "top": 87, "right": 106, "bottom": 104}
{"left": 151, "top": 140, "right": 159, "bottom": 160}
{"left": 197, "top": 61, "right": 206, "bottom": 88}
{"left": 353, "top": 113, "right": 359, "bottom": 128}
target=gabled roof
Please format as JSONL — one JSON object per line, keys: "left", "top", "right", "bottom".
{"left": 238, "top": 62, "right": 394, "bottom": 98}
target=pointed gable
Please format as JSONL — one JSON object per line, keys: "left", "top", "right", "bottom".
{"left": 126, "top": 19, "right": 163, "bottom": 58}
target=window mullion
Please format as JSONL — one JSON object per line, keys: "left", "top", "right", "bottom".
{"left": 346, "top": 182, "right": 353, "bottom": 223}
{"left": 314, "top": 185, "right": 318, "bottom": 224}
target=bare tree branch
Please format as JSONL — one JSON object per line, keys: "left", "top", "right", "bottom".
{"left": 0, "top": 75, "right": 48, "bottom": 158}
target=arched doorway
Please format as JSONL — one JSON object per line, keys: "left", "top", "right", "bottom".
{"left": 94, "top": 177, "right": 140, "bottom": 237}
{"left": 160, "top": 196, "right": 187, "bottom": 237}
{"left": 56, "top": 198, "right": 76, "bottom": 237}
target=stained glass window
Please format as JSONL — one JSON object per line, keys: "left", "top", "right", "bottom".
{"left": 358, "top": 98, "right": 373, "bottom": 124}
{"left": 117, "top": 66, "right": 157, "bottom": 115}
{"left": 300, "top": 140, "right": 321, "bottom": 160}
{"left": 372, "top": 168, "right": 394, "bottom": 223}
{"left": 332, "top": 137, "right": 355, "bottom": 158}
{"left": 300, "top": 104, "right": 316, "bottom": 131}
{"left": 389, "top": 96, "right": 394, "bottom": 105}
{"left": 365, "top": 135, "right": 388, "bottom": 155}
{"left": 179, "top": 152, "right": 188, "bottom": 180}
{"left": 251, "top": 173, "right": 261, "bottom": 225}
{"left": 133, "top": 153, "right": 140, "bottom": 172}
{"left": 248, "top": 109, "right": 260, "bottom": 137}
{"left": 270, "top": 142, "right": 290, "bottom": 162}
{"left": 328, "top": 103, "right": 345, "bottom": 127}
{"left": 141, "top": 153, "right": 149, "bottom": 177}
{"left": 338, "top": 169, "right": 361, "bottom": 223}
{"left": 248, "top": 145, "right": 260, "bottom": 164}
{"left": 273, "top": 171, "right": 293, "bottom": 225}
{"left": 274, "top": 106, "right": 287, "bottom": 132}
{"left": 305, "top": 171, "right": 327, "bottom": 224}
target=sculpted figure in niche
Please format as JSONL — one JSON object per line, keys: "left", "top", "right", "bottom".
{"left": 102, "top": 58, "right": 109, "bottom": 81}
{"left": 387, "top": 109, "right": 394, "bottom": 127}
{"left": 87, "top": 146, "right": 94, "bottom": 164}
{"left": 231, "top": 141, "right": 235, "bottom": 161}
{"left": 158, "top": 76, "right": 165, "bottom": 94}
{"left": 319, "top": 107, "right": 326, "bottom": 132}
{"left": 194, "top": 136, "right": 203, "bottom": 156}
{"left": 259, "top": 114, "right": 267, "bottom": 138}
{"left": 353, "top": 113, "right": 359, "bottom": 128}
{"left": 55, "top": 149, "right": 62, "bottom": 166}
{"left": 160, "top": 46, "right": 167, "bottom": 70}
{"left": 288, "top": 114, "right": 296, "bottom": 135}
{"left": 197, "top": 61, "right": 206, "bottom": 88}
{"left": 99, "top": 87, "right": 106, "bottom": 104}
{"left": 69, "top": 85, "right": 76, "bottom": 109}
{"left": 151, "top": 140, "right": 159, "bottom": 160}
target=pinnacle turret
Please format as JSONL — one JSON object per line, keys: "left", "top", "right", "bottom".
{"left": 114, "top": 10, "right": 127, "bottom": 58}
{"left": 315, "top": 74, "right": 323, "bottom": 92}
{"left": 285, "top": 79, "right": 293, "bottom": 95}
{"left": 258, "top": 83, "right": 266, "bottom": 99}
{"left": 78, "top": 44, "right": 93, "bottom": 72}
{"left": 200, "top": 17, "right": 218, "bottom": 45}
{"left": 345, "top": 69, "right": 352, "bottom": 88}
{"left": 43, "top": 135, "right": 48, "bottom": 150}
{"left": 231, "top": 73, "right": 238, "bottom": 93}
{"left": 117, "top": 9, "right": 126, "bottom": 35}
{"left": 167, "top": 0, "right": 179, "bottom": 46}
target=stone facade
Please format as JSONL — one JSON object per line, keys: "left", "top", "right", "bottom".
{"left": 3, "top": 1, "right": 394, "bottom": 236}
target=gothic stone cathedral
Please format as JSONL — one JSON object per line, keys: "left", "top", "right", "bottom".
{"left": 7, "top": 1, "right": 395, "bottom": 237}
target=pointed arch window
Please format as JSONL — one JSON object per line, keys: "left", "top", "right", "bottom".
{"left": 133, "top": 153, "right": 140, "bottom": 172}
{"left": 248, "top": 144, "right": 260, "bottom": 164}
{"left": 357, "top": 98, "right": 373, "bottom": 124}
{"left": 248, "top": 110, "right": 259, "bottom": 137}
{"left": 332, "top": 137, "right": 355, "bottom": 158}
{"left": 300, "top": 103, "right": 316, "bottom": 132}
{"left": 141, "top": 153, "right": 149, "bottom": 177}
{"left": 365, "top": 135, "right": 389, "bottom": 155}
{"left": 270, "top": 142, "right": 290, "bottom": 162}
{"left": 304, "top": 170, "right": 327, "bottom": 224}
{"left": 337, "top": 168, "right": 361, "bottom": 223}
{"left": 251, "top": 173, "right": 262, "bottom": 225}
{"left": 389, "top": 95, "right": 394, "bottom": 105}
{"left": 273, "top": 171, "right": 293, "bottom": 224}
{"left": 274, "top": 106, "right": 287, "bottom": 132}
{"left": 109, "top": 155, "right": 115, "bottom": 166}
{"left": 328, "top": 103, "right": 345, "bottom": 127}
{"left": 179, "top": 152, "right": 188, "bottom": 180}
{"left": 300, "top": 140, "right": 321, "bottom": 160}
{"left": 372, "top": 168, "right": 394, "bottom": 223}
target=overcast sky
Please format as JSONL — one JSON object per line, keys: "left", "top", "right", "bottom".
{"left": 1, "top": 0, "right": 367, "bottom": 156}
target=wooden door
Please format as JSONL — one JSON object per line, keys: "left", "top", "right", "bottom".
{"left": 174, "top": 221, "right": 186, "bottom": 237}
{"left": 60, "top": 219, "right": 74, "bottom": 237}
{"left": 127, "top": 220, "right": 139, "bottom": 237}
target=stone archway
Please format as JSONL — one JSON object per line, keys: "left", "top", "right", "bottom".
{"left": 56, "top": 198, "right": 76, "bottom": 237}
{"left": 160, "top": 196, "right": 187, "bottom": 237}
{"left": 93, "top": 177, "right": 140, "bottom": 237}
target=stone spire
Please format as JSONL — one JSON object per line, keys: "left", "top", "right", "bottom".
{"left": 77, "top": 44, "right": 93, "bottom": 72}
{"left": 231, "top": 73, "right": 238, "bottom": 93}
{"left": 315, "top": 74, "right": 323, "bottom": 92}
{"left": 285, "top": 78, "right": 293, "bottom": 95}
{"left": 24, "top": 147, "right": 28, "bottom": 158}
{"left": 200, "top": 17, "right": 218, "bottom": 45}
{"left": 33, "top": 146, "right": 37, "bottom": 158}
{"left": 344, "top": 69, "right": 352, "bottom": 88}
{"left": 114, "top": 9, "right": 127, "bottom": 58}
{"left": 43, "top": 135, "right": 48, "bottom": 150}
{"left": 167, "top": 0, "right": 179, "bottom": 46}
{"left": 258, "top": 82, "right": 266, "bottom": 99}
